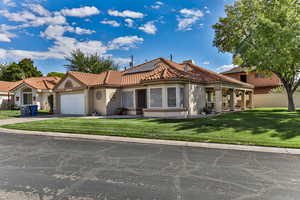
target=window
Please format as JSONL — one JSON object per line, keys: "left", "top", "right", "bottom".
{"left": 150, "top": 88, "right": 162, "bottom": 107}
{"left": 64, "top": 80, "right": 73, "bottom": 89}
{"left": 167, "top": 87, "right": 176, "bottom": 107}
{"left": 240, "top": 75, "right": 247, "bottom": 83}
{"left": 23, "top": 93, "right": 32, "bottom": 105}
{"left": 180, "top": 87, "right": 184, "bottom": 107}
{"left": 255, "top": 73, "right": 265, "bottom": 78}
{"left": 122, "top": 91, "right": 134, "bottom": 108}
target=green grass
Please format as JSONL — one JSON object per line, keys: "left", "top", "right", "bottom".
{"left": 0, "top": 109, "right": 50, "bottom": 120}
{"left": 0, "top": 110, "right": 20, "bottom": 120}
{"left": 3, "top": 108, "right": 300, "bottom": 148}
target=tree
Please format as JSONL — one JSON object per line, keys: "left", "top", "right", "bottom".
{"left": 0, "top": 58, "right": 42, "bottom": 81}
{"left": 47, "top": 72, "right": 65, "bottom": 78}
{"left": 213, "top": 0, "right": 300, "bottom": 111}
{"left": 65, "top": 49, "right": 119, "bottom": 74}
{"left": 18, "top": 58, "right": 43, "bottom": 78}
{"left": 0, "top": 62, "right": 24, "bottom": 81}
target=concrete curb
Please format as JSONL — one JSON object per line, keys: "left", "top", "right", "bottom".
{"left": 1, "top": 128, "right": 300, "bottom": 155}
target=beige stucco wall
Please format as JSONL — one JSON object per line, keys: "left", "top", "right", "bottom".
{"left": 93, "top": 88, "right": 107, "bottom": 115}
{"left": 254, "top": 92, "right": 300, "bottom": 108}
{"left": 187, "top": 84, "right": 206, "bottom": 115}
{"left": 106, "top": 88, "right": 121, "bottom": 115}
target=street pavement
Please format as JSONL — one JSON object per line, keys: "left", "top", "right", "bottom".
{"left": 0, "top": 132, "right": 300, "bottom": 200}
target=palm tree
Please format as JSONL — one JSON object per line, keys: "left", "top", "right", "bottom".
{"left": 65, "top": 49, "right": 119, "bottom": 74}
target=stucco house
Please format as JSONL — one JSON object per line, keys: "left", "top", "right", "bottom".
{"left": 221, "top": 67, "right": 281, "bottom": 94}
{"left": 0, "top": 81, "right": 17, "bottom": 110}
{"left": 54, "top": 58, "right": 254, "bottom": 117}
{"left": 220, "top": 66, "right": 300, "bottom": 108}
{"left": 10, "top": 77, "right": 61, "bottom": 110}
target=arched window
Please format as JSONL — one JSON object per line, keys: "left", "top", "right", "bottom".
{"left": 64, "top": 80, "right": 73, "bottom": 89}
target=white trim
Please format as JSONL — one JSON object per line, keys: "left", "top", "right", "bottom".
{"left": 148, "top": 87, "right": 163, "bottom": 109}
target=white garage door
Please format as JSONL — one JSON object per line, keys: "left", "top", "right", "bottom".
{"left": 61, "top": 93, "right": 85, "bottom": 115}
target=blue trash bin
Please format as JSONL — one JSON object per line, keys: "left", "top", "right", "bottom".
{"left": 21, "top": 105, "right": 31, "bottom": 117}
{"left": 30, "top": 105, "right": 38, "bottom": 116}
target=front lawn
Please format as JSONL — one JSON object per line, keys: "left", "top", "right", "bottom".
{"left": 0, "top": 109, "right": 50, "bottom": 120}
{"left": 0, "top": 110, "right": 20, "bottom": 120}
{"left": 3, "top": 108, "right": 300, "bottom": 148}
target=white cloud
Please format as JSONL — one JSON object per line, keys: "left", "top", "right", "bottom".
{"left": 217, "top": 64, "right": 237, "bottom": 72}
{"left": 0, "top": 9, "right": 67, "bottom": 27}
{"left": 2, "top": 0, "right": 16, "bottom": 7}
{"left": 100, "top": 20, "right": 120, "bottom": 27}
{"left": 60, "top": 6, "right": 100, "bottom": 17}
{"left": 0, "top": 33, "right": 12, "bottom": 42}
{"left": 41, "top": 25, "right": 95, "bottom": 40}
{"left": 0, "top": 24, "right": 17, "bottom": 42}
{"left": 108, "top": 36, "right": 144, "bottom": 50}
{"left": 151, "top": 1, "right": 164, "bottom": 9}
{"left": 124, "top": 18, "right": 134, "bottom": 27}
{"left": 177, "top": 8, "right": 204, "bottom": 31}
{"left": 21, "top": 15, "right": 67, "bottom": 27}
{"left": 25, "top": 4, "right": 50, "bottom": 16}
{"left": 203, "top": 61, "right": 210, "bottom": 65}
{"left": 138, "top": 21, "right": 157, "bottom": 35}
{"left": 0, "top": 10, "right": 36, "bottom": 22}
{"left": 108, "top": 9, "right": 144, "bottom": 19}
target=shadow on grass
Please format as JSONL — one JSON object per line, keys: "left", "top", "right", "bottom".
{"left": 138, "top": 109, "right": 300, "bottom": 140}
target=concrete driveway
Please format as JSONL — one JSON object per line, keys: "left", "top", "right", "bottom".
{"left": 0, "top": 132, "right": 300, "bottom": 200}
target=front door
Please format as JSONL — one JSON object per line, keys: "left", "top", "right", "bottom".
{"left": 136, "top": 89, "right": 147, "bottom": 114}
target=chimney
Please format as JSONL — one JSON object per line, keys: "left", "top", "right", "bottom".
{"left": 183, "top": 59, "right": 195, "bottom": 64}
{"left": 183, "top": 60, "right": 195, "bottom": 72}
{"left": 129, "top": 55, "right": 134, "bottom": 68}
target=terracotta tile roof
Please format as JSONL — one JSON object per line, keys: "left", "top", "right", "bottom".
{"left": 68, "top": 70, "right": 122, "bottom": 86}
{"left": 63, "top": 58, "right": 254, "bottom": 89}
{"left": 10, "top": 77, "right": 61, "bottom": 91}
{"left": 0, "top": 81, "right": 20, "bottom": 92}
{"left": 221, "top": 66, "right": 256, "bottom": 74}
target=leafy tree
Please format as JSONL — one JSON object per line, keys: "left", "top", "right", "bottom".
{"left": 18, "top": 58, "right": 43, "bottom": 78}
{"left": 0, "top": 62, "right": 24, "bottom": 81}
{"left": 47, "top": 72, "right": 65, "bottom": 78}
{"left": 65, "top": 49, "right": 119, "bottom": 74}
{"left": 213, "top": 0, "right": 300, "bottom": 111}
{"left": 0, "top": 58, "right": 42, "bottom": 81}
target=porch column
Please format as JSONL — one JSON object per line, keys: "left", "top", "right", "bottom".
{"left": 215, "top": 88, "right": 222, "bottom": 113}
{"left": 230, "top": 89, "right": 236, "bottom": 111}
{"left": 241, "top": 90, "right": 246, "bottom": 110}
{"left": 249, "top": 91, "right": 254, "bottom": 109}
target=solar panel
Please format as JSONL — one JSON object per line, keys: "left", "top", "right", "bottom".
{"left": 124, "top": 60, "right": 160, "bottom": 74}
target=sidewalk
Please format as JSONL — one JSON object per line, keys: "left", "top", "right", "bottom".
{"left": 1, "top": 127, "right": 300, "bottom": 155}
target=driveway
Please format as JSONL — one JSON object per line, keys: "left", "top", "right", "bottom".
{"left": 0, "top": 132, "right": 300, "bottom": 200}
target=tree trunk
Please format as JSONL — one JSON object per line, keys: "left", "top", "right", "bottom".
{"left": 286, "top": 89, "right": 296, "bottom": 112}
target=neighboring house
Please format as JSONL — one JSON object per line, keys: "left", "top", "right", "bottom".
{"left": 54, "top": 58, "right": 254, "bottom": 117}
{"left": 221, "top": 66, "right": 300, "bottom": 108}
{"left": 221, "top": 67, "right": 281, "bottom": 94}
{"left": 0, "top": 81, "right": 18, "bottom": 110}
{"left": 9, "top": 77, "right": 61, "bottom": 110}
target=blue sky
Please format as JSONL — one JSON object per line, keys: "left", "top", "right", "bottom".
{"left": 0, "top": 0, "right": 235, "bottom": 75}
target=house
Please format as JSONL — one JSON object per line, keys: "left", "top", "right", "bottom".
{"left": 54, "top": 58, "right": 254, "bottom": 117}
{"left": 220, "top": 66, "right": 300, "bottom": 108}
{"left": 0, "top": 81, "right": 18, "bottom": 110}
{"left": 9, "top": 77, "right": 61, "bottom": 110}
{"left": 221, "top": 67, "right": 281, "bottom": 94}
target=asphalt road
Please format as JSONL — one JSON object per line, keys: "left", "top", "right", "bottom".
{"left": 0, "top": 132, "right": 300, "bottom": 200}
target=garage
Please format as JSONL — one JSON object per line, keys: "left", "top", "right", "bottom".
{"left": 60, "top": 93, "right": 85, "bottom": 115}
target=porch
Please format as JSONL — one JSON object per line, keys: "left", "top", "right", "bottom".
{"left": 205, "top": 87, "right": 254, "bottom": 113}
